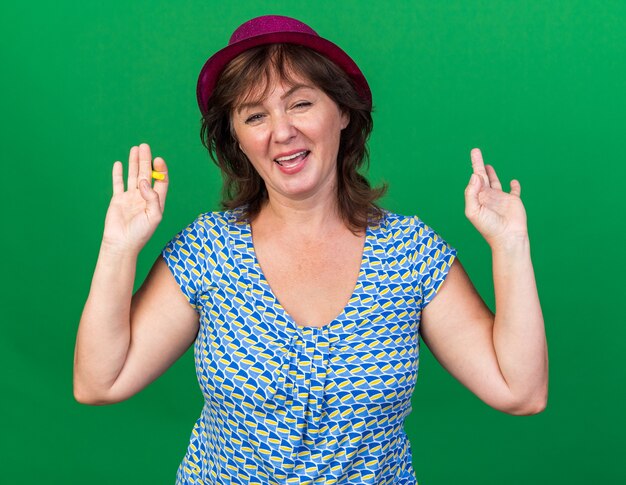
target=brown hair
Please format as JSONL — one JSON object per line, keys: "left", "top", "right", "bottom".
{"left": 200, "top": 43, "right": 386, "bottom": 231}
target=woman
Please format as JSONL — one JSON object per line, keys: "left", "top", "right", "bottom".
{"left": 74, "top": 15, "right": 548, "bottom": 484}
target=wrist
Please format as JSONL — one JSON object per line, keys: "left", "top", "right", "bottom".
{"left": 488, "top": 232, "right": 530, "bottom": 256}
{"left": 99, "top": 238, "right": 142, "bottom": 260}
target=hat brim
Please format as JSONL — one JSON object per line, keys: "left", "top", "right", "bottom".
{"left": 196, "top": 31, "right": 371, "bottom": 116}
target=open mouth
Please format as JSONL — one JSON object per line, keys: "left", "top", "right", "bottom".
{"left": 274, "top": 150, "right": 310, "bottom": 167}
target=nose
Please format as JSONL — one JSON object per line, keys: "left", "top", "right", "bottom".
{"left": 270, "top": 113, "right": 297, "bottom": 144}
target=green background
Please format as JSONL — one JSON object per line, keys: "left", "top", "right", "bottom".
{"left": 2, "top": 0, "right": 625, "bottom": 483}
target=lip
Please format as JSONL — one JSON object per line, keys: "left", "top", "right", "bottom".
{"left": 273, "top": 148, "right": 309, "bottom": 162}
{"left": 275, "top": 151, "right": 309, "bottom": 175}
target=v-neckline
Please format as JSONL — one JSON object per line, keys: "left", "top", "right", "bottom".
{"left": 242, "top": 219, "right": 372, "bottom": 333}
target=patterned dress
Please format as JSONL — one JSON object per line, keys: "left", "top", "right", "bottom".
{"left": 162, "top": 208, "right": 456, "bottom": 484}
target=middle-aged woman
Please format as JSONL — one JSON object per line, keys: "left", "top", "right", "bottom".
{"left": 74, "top": 15, "right": 548, "bottom": 484}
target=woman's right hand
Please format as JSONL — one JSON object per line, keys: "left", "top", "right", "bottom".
{"left": 102, "top": 143, "right": 168, "bottom": 255}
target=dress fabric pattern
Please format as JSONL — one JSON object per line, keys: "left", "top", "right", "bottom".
{"left": 162, "top": 209, "right": 456, "bottom": 485}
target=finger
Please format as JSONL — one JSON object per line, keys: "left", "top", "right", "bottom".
{"left": 485, "top": 164, "right": 502, "bottom": 190}
{"left": 510, "top": 179, "right": 522, "bottom": 198}
{"left": 138, "top": 179, "right": 163, "bottom": 224}
{"left": 112, "top": 161, "right": 124, "bottom": 195}
{"left": 464, "top": 173, "right": 482, "bottom": 220}
{"left": 138, "top": 143, "right": 153, "bottom": 188}
{"left": 127, "top": 146, "right": 139, "bottom": 189}
{"left": 152, "top": 156, "right": 169, "bottom": 211}
{"left": 470, "top": 148, "right": 489, "bottom": 184}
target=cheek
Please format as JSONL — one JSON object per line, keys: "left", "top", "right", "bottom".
{"left": 237, "top": 131, "right": 267, "bottom": 158}
{"left": 310, "top": 117, "right": 344, "bottom": 145}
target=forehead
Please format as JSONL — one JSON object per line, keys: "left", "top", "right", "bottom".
{"left": 233, "top": 68, "right": 316, "bottom": 110}
{"left": 237, "top": 85, "right": 318, "bottom": 116}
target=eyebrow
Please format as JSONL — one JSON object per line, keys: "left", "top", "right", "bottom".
{"left": 236, "top": 84, "right": 314, "bottom": 114}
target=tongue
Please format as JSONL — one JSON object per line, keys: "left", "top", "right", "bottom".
{"left": 281, "top": 158, "right": 301, "bottom": 167}
{"left": 277, "top": 152, "right": 307, "bottom": 167}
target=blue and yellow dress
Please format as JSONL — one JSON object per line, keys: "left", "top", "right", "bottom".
{"left": 162, "top": 209, "right": 456, "bottom": 484}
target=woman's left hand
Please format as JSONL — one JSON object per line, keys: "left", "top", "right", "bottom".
{"left": 464, "top": 148, "right": 528, "bottom": 249}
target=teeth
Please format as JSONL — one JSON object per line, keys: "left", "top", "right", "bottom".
{"left": 275, "top": 151, "right": 308, "bottom": 163}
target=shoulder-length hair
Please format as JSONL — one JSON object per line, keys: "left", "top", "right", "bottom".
{"left": 200, "top": 43, "right": 386, "bottom": 232}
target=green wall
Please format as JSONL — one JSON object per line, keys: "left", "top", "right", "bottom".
{"left": 2, "top": 1, "right": 624, "bottom": 483}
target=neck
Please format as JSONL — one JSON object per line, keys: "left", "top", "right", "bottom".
{"left": 251, "top": 181, "right": 352, "bottom": 240}
{"left": 264, "top": 196, "right": 342, "bottom": 235}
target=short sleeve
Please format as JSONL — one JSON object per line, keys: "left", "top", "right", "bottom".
{"left": 161, "top": 215, "right": 209, "bottom": 312}
{"left": 411, "top": 216, "right": 457, "bottom": 310}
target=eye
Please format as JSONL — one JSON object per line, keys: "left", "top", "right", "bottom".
{"left": 293, "top": 101, "right": 312, "bottom": 109}
{"left": 244, "top": 113, "right": 264, "bottom": 124}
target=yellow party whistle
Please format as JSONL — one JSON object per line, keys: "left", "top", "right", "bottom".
{"left": 151, "top": 170, "right": 166, "bottom": 181}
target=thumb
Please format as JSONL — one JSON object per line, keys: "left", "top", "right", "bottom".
{"left": 138, "top": 179, "right": 163, "bottom": 222}
{"left": 510, "top": 179, "right": 522, "bottom": 198}
{"left": 464, "top": 173, "right": 481, "bottom": 220}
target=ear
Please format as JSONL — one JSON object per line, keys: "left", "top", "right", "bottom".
{"left": 340, "top": 110, "right": 350, "bottom": 130}
{"left": 239, "top": 143, "right": 252, "bottom": 160}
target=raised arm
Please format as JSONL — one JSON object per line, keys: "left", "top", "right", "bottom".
{"left": 73, "top": 144, "right": 199, "bottom": 405}
{"left": 420, "top": 148, "right": 548, "bottom": 415}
